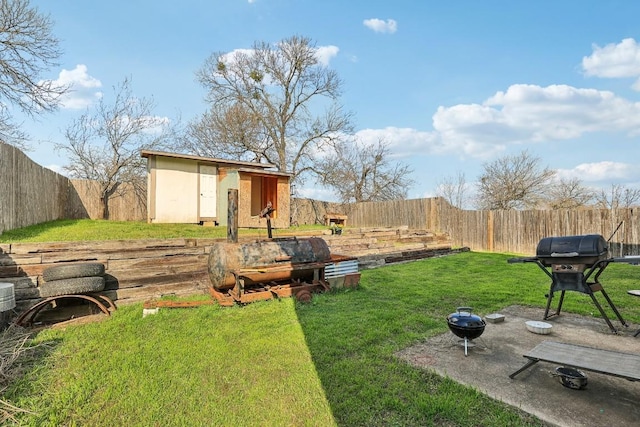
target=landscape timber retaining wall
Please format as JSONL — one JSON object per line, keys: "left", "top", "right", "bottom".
{"left": 0, "top": 228, "right": 453, "bottom": 318}
{"left": 0, "top": 238, "right": 216, "bottom": 312}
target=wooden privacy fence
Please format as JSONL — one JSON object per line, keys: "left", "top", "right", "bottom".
{"left": 2, "top": 143, "right": 639, "bottom": 255}
{"left": 339, "top": 198, "right": 640, "bottom": 256}
{"left": 0, "top": 142, "right": 73, "bottom": 233}
{"left": 69, "top": 180, "right": 145, "bottom": 221}
{"left": 0, "top": 143, "right": 145, "bottom": 234}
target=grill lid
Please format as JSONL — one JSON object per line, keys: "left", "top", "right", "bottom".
{"left": 536, "top": 234, "right": 608, "bottom": 259}
{"left": 446, "top": 307, "right": 486, "bottom": 339}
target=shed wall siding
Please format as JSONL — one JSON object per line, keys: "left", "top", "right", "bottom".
{"left": 152, "top": 157, "right": 199, "bottom": 223}
{"left": 238, "top": 173, "right": 290, "bottom": 228}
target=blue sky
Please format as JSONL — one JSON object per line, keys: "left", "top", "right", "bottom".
{"left": 17, "top": 0, "right": 640, "bottom": 204}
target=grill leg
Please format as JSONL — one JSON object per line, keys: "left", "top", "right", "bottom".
{"left": 598, "top": 287, "right": 628, "bottom": 327}
{"left": 588, "top": 293, "right": 618, "bottom": 333}
{"left": 544, "top": 288, "right": 565, "bottom": 320}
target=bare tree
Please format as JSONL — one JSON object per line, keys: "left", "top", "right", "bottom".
{"left": 180, "top": 102, "right": 265, "bottom": 162}
{"left": 475, "top": 150, "right": 556, "bottom": 210}
{"left": 314, "top": 138, "right": 414, "bottom": 203}
{"left": 194, "top": 35, "right": 353, "bottom": 190}
{"left": 594, "top": 184, "right": 640, "bottom": 209}
{"left": 546, "top": 177, "right": 595, "bottom": 209}
{"left": 436, "top": 171, "right": 468, "bottom": 209}
{"left": 56, "top": 78, "right": 171, "bottom": 219}
{"left": 0, "top": 0, "right": 67, "bottom": 149}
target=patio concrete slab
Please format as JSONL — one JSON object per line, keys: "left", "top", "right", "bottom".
{"left": 396, "top": 305, "right": 640, "bottom": 427}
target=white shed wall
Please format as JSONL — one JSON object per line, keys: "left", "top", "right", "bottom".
{"left": 153, "top": 157, "right": 199, "bottom": 223}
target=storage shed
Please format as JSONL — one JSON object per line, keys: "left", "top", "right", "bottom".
{"left": 141, "top": 150, "right": 291, "bottom": 228}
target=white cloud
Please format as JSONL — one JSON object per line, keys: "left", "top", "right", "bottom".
{"left": 582, "top": 38, "right": 640, "bottom": 90}
{"left": 315, "top": 45, "right": 339, "bottom": 66}
{"left": 355, "top": 127, "right": 440, "bottom": 156}
{"left": 353, "top": 83, "right": 640, "bottom": 163}
{"left": 430, "top": 84, "right": 640, "bottom": 157}
{"left": 50, "top": 64, "right": 102, "bottom": 109}
{"left": 363, "top": 18, "right": 398, "bottom": 34}
{"left": 556, "top": 161, "right": 636, "bottom": 182}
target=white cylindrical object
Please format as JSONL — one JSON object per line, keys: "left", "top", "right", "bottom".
{"left": 0, "top": 282, "right": 16, "bottom": 312}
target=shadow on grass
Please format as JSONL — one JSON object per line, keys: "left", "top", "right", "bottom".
{"left": 293, "top": 252, "right": 550, "bottom": 426}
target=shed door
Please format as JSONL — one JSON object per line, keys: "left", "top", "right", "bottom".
{"left": 199, "top": 165, "right": 217, "bottom": 218}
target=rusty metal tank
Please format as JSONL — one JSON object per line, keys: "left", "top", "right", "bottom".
{"left": 208, "top": 237, "right": 331, "bottom": 291}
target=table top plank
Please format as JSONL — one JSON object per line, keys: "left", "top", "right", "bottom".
{"left": 524, "top": 341, "right": 640, "bottom": 381}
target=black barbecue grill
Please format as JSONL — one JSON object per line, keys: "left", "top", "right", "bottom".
{"left": 509, "top": 234, "right": 631, "bottom": 333}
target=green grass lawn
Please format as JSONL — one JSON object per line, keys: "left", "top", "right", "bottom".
{"left": 2, "top": 221, "right": 639, "bottom": 426}
{"left": 0, "top": 219, "right": 326, "bottom": 243}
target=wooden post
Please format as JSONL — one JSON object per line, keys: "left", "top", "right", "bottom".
{"left": 227, "top": 189, "right": 238, "bottom": 243}
{"left": 487, "top": 210, "right": 494, "bottom": 252}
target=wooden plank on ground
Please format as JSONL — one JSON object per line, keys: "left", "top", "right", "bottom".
{"left": 107, "top": 253, "right": 208, "bottom": 271}
{"left": 105, "top": 270, "right": 210, "bottom": 290}
{"left": 525, "top": 341, "right": 640, "bottom": 381}
{"left": 113, "top": 281, "right": 209, "bottom": 302}
{"left": 8, "top": 239, "right": 193, "bottom": 255}
{"left": 0, "top": 253, "right": 42, "bottom": 266}
{"left": 40, "top": 247, "right": 205, "bottom": 263}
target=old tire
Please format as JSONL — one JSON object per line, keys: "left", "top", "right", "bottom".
{"left": 42, "top": 263, "right": 105, "bottom": 282}
{"left": 39, "top": 276, "right": 106, "bottom": 298}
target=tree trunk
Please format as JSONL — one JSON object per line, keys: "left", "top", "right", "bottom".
{"left": 101, "top": 195, "right": 109, "bottom": 220}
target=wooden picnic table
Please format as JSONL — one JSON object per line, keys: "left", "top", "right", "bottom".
{"left": 509, "top": 341, "right": 640, "bottom": 381}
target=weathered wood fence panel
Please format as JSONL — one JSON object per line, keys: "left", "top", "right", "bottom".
{"left": 1, "top": 143, "right": 146, "bottom": 233}
{"left": 69, "top": 180, "right": 146, "bottom": 221}
{"left": 290, "top": 198, "right": 345, "bottom": 225}
{"left": 344, "top": 199, "right": 431, "bottom": 229}
{"left": 0, "top": 142, "right": 72, "bottom": 233}
{"left": 335, "top": 197, "right": 640, "bottom": 255}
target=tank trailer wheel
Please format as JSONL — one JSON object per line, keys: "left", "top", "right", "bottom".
{"left": 295, "top": 290, "right": 313, "bottom": 303}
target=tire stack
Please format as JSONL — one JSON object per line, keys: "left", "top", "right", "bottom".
{"left": 39, "top": 263, "right": 106, "bottom": 298}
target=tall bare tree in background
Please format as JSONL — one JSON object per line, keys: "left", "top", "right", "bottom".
{"left": 594, "top": 184, "right": 640, "bottom": 209}
{"left": 0, "top": 0, "right": 67, "bottom": 149}
{"left": 313, "top": 138, "right": 414, "bottom": 203}
{"left": 192, "top": 35, "right": 353, "bottom": 189}
{"left": 56, "top": 78, "right": 171, "bottom": 219}
{"left": 436, "top": 171, "right": 468, "bottom": 209}
{"left": 181, "top": 102, "right": 264, "bottom": 161}
{"left": 546, "top": 177, "right": 595, "bottom": 209}
{"left": 593, "top": 184, "right": 640, "bottom": 256}
{"left": 475, "top": 150, "right": 555, "bottom": 210}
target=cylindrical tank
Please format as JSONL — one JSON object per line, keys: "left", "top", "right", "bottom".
{"left": 0, "top": 282, "right": 16, "bottom": 312}
{"left": 208, "top": 237, "right": 331, "bottom": 290}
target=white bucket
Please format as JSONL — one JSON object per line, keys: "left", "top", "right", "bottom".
{"left": 0, "top": 282, "right": 16, "bottom": 312}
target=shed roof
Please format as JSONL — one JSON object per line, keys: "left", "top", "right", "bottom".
{"left": 141, "top": 150, "right": 278, "bottom": 170}
{"left": 237, "top": 167, "right": 292, "bottom": 178}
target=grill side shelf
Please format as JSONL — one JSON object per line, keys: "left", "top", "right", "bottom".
{"left": 507, "top": 257, "right": 538, "bottom": 264}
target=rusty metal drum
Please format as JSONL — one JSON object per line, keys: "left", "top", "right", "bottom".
{"left": 208, "top": 237, "right": 331, "bottom": 290}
